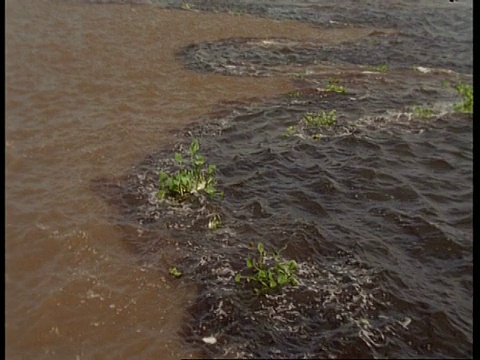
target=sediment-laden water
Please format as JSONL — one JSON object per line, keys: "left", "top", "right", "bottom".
{"left": 6, "top": 0, "right": 472, "bottom": 359}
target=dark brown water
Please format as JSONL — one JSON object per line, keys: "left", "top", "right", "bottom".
{"left": 6, "top": 0, "right": 472, "bottom": 359}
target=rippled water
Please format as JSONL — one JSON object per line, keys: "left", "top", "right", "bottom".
{"left": 6, "top": 0, "right": 472, "bottom": 359}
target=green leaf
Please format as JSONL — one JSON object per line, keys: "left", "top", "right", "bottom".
{"left": 257, "top": 243, "right": 264, "bottom": 255}
{"left": 159, "top": 171, "right": 169, "bottom": 182}
{"left": 194, "top": 154, "right": 204, "bottom": 165}
{"left": 180, "top": 175, "right": 190, "bottom": 186}
{"left": 257, "top": 269, "right": 267, "bottom": 280}
{"left": 189, "top": 139, "right": 200, "bottom": 156}
{"left": 204, "top": 186, "right": 216, "bottom": 196}
{"left": 174, "top": 152, "right": 183, "bottom": 164}
{"left": 246, "top": 258, "right": 253, "bottom": 269}
{"left": 235, "top": 273, "right": 242, "bottom": 283}
{"left": 277, "top": 274, "right": 288, "bottom": 285}
{"left": 169, "top": 266, "right": 182, "bottom": 278}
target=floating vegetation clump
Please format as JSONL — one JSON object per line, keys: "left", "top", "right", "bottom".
{"left": 454, "top": 83, "right": 473, "bottom": 114}
{"left": 302, "top": 110, "right": 337, "bottom": 127}
{"left": 283, "top": 110, "right": 341, "bottom": 140}
{"left": 157, "top": 139, "right": 224, "bottom": 202}
{"left": 287, "top": 90, "right": 301, "bottom": 98}
{"left": 182, "top": 239, "right": 414, "bottom": 359}
{"left": 169, "top": 266, "right": 183, "bottom": 278}
{"left": 367, "top": 64, "right": 389, "bottom": 72}
{"left": 235, "top": 242, "right": 298, "bottom": 295}
{"left": 325, "top": 78, "right": 346, "bottom": 93}
{"left": 414, "top": 105, "right": 435, "bottom": 118}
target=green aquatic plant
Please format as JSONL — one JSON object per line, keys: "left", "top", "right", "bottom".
{"left": 169, "top": 266, "right": 183, "bottom": 278}
{"left": 367, "top": 64, "right": 388, "bottom": 72}
{"left": 281, "top": 111, "right": 338, "bottom": 140}
{"left": 282, "top": 111, "right": 338, "bottom": 139}
{"left": 281, "top": 125, "right": 297, "bottom": 138}
{"left": 302, "top": 110, "right": 337, "bottom": 127}
{"left": 157, "top": 139, "right": 223, "bottom": 201}
{"left": 235, "top": 242, "right": 299, "bottom": 295}
{"left": 325, "top": 78, "right": 346, "bottom": 93}
{"left": 454, "top": 83, "right": 473, "bottom": 114}
{"left": 290, "top": 72, "right": 306, "bottom": 80}
{"left": 414, "top": 106, "right": 434, "bottom": 118}
{"left": 287, "top": 90, "right": 301, "bottom": 98}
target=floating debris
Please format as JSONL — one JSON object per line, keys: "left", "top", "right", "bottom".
{"left": 202, "top": 336, "right": 217, "bottom": 345}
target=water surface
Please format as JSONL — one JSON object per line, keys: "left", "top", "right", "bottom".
{"left": 6, "top": 0, "right": 472, "bottom": 358}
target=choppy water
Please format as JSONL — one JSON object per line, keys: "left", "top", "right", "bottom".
{"left": 6, "top": 0, "right": 472, "bottom": 359}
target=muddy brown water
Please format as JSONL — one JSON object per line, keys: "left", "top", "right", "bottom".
{"left": 6, "top": 0, "right": 472, "bottom": 359}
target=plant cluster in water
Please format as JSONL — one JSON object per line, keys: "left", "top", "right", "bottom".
{"left": 287, "top": 90, "right": 301, "bottom": 98}
{"left": 302, "top": 110, "right": 337, "bottom": 127}
{"left": 282, "top": 110, "right": 338, "bottom": 139}
{"left": 169, "top": 266, "right": 183, "bottom": 278}
{"left": 157, "top": 139, "right": 223, "bottom": 201}
{"left": 414, "top": 105, "right": 434, "bottom": 118}
{"left": 325, "top": 78, "right": 346, "bottom": 94}
{"left": 454, "top": 83, "right": 473, "bottom": 114}
{"left": 367, "top": 64, "right": 389, "bottom": 72}
{"left": 282, "top": 125, "right": 297, "bottom": 138}
{"left": 235, "top": 242, "right": 299, "bottom": 295}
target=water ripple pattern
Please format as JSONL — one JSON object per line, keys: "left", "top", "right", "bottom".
{"left": 96, "top": 73, "right": 472, "bottom": 357}
{"left": 171, "top": 0, "right": 472, "bottom": 75}
{"left": 9, "top": 0, "right": 470, "bottom": 358}
{"left": 92, "top": 2, "right": 472, "bottom": 357}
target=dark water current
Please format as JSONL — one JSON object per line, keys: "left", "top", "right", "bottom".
{"left": 96, "top": 73, "right": 473, "bottom": 358}
{"left": 7, "top": 0, "right": 472, "bottom": 358}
